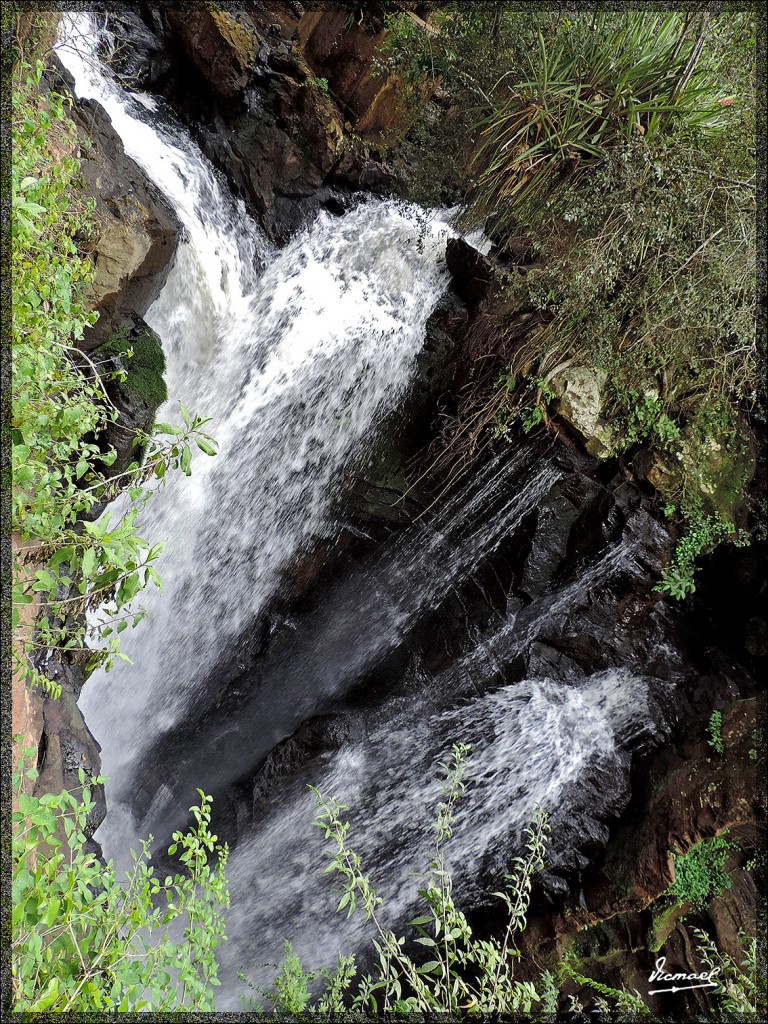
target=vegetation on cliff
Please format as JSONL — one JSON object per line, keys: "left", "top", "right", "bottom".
{"left": 10, "top": 26, "right": 216, "bottom": 691}
{"left": 8, "top": 7, "right": 762, "bottom": 1018}
{"left": 384, "top": 6, "right": 760, "bottom": 598}
{"left": 9, "top": 14, "right": 228, "bottom": 1015}
{"left": 241, "top": 746, "right": 764, "bottom": 1019}
{"left": 11, "top": 754, "right": 229, "bottom": 1012}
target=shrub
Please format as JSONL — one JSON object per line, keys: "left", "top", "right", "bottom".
{"left": 707, "top": 710, "right": 725, "bottom": 754}
{"left": 468, "top": 12, "right": 733, "bottom": 229}
{"left": 666, "top": 832, "right": 735, "bottom": 910}
{"left": 11, "top": 751, "right": 229, "bottom": 1012}
{"left": 243, "top": 744, "right": 555, "bottom": 1016}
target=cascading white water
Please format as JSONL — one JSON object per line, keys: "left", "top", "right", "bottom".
{"left": 219, "top": 667, "right": 661, "bottom": 1008}
{"left": 58, "top": 17, "right": 457, "bottom": 833}
{"left": 116, "top": 451, "right": 563, "bottom": 843}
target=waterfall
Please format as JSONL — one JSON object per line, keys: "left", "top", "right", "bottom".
{"left": 55, "top": 16, "right": 672, "bottom": 1012}
{"left": 58, "top": 15, "right": 455, "bottom": 819}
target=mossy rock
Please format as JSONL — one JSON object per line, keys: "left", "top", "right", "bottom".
{"left": 93, "top": 317, "right": 167, "bottom": 476}
{"left": 644, "top": 414, "right": 756, "bottom": 523}
{"left": 684, "top": 420, "right": 756, "bottom": 521}
{"left": 647, "top": 899, "right": 686, "bottom": 953}
{"left": 210, "top": 7, "right": 258, "bottom": 69}
{"left": 98, "top": 320, "right": 168, "bottom": 413}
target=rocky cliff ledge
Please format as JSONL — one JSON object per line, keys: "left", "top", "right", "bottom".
{"left": 101, "top": 3, "right": 416, "bottom": 241}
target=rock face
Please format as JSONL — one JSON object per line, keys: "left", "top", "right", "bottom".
{"left": 167, "top": 6, "right": 259, "bottom": 101}
{"left": 74, "top": 99, "right": 179, "bottom": 348}
{"left": 31, "top": 659, "right": 107, "bottom": 847}
{"left": 577, "top": 699, "right": 761, "bottom": 928}
{"left": 101, "top": 4, "right": 399, "bottom": 242}
{"left": 520, "top": 697, "right": 763, "bottom": 1018}
{"left": 48, "top": 59, "right": 180, "bottom": 349}
{"left": 298, "top": 4, "right": 422, "bottom": 142}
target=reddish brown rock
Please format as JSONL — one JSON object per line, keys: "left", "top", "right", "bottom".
{"left": 166, "top": 6, "right": 258, "bottom": 100}
{"left": 297, "top": 4, "right": 436, "bottom": 143}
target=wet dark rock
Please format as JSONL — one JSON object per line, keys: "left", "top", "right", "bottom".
{"left": 520, "top": 696, "right": 763, "bottom": 1019}
{"left": 251, "top": 713, "right": 359, "bottom": 809}
{"left": 97, "top": 8, "right": 173, "bottom": 90}
{"left": 320, "top": 193, "right": 348, "bottom": 216}
{"left": 102, "top": 4, "right": 397, "bottom": 244}
{"left": 690, "top": 541, "right": 768, "bottom": 671}
{"left": 445, "top": 238, "right": 495, "bottom": 304}
{"left": 526, "top": 641, "right": 585, "bottom": 680}
{"left": 212, "top": 713, "right": 361, "bottom": 844}
{"left": 518, "top": 474, "right": 607, "bottom": 600}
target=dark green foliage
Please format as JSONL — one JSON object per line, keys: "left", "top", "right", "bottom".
{"left": 707, "top": 710, "right": 725, "bottom": 754}
{"left": 383, "top": 7, "right": 758, "bottom": 593}
{"left": 656, "top": 507, "right": 738, "bottom": 598}
{"left": 667, "top": 833, "right": 735, "bottom": 910}
{"left": 468, "top": 12, "right": 733, "bottom": 227}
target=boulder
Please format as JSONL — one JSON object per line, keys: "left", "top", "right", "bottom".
{"left": 635, "top": 414, "right": 756, "bottom": 523}
{"left": 165, "top": 6, "right": 258, "bottom": 101}
{"left": 445, "top": 237, "right": 496, "bottom": 305}
{"left": 550, "top": 366, "right": 616, "bottom": 459}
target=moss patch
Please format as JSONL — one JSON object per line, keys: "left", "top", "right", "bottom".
{"left": 647, "top": 900, "right": 685, "bottom": 953}
{"left": 210, "top": 7, "right": 257, "bottom": 68}
{"left": 98, "top": 322, "right": 167, "bottom": 412}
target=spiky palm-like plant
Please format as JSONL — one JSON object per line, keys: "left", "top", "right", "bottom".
{"left": 469, "top": 12, "right": 732, "bottom": 231}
